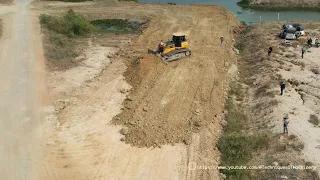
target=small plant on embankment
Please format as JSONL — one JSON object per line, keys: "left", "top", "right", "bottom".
{"left": 217, "top": 83, "right": 270, "bottom": 180}
{"left": 309, "top": 114, "right": 320, "bottom": 126}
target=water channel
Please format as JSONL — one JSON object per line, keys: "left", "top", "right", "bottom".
{"left": 139, "top": 0, "right": 320, "bottom": 24}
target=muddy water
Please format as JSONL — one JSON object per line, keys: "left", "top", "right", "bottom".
{"left": 139, "top": 0, "right": 320, "bottom": 24}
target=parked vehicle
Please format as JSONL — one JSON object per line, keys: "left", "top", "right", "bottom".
{"left": 315, "top": 38, "right": 320, "bottom": 47}
{"left": 284, "top": 27, "right": 297, "bottom": 40}
{"left": 293, "top": 23, "right": 305, "bottom": 36}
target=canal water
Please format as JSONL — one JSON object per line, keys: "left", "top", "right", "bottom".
{"left": 139, "top": 0, "right": 320, "bottom": 24}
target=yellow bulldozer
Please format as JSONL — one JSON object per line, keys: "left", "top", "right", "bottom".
{"left": 148, "top": 33, "right": 192, "bottom": 62}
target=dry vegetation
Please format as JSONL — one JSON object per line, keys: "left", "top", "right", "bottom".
{"left": 40, "top": 10, "right": 94, "bottom": 70}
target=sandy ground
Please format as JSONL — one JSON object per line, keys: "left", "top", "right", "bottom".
{"left": 30, "top": 1, "right": 240, "bottom": 180}
{"left": 273, "top": 45, "right": 320, "bottom": 172}
{"left": 242, "top": 22, "right": 320, "bottom": 176}
{"left": 0, "top": 0, "right": 47, "bottom": 179}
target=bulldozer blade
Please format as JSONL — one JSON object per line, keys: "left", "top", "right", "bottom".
{"left": 148, "top": 49, "right": 157, "bottom": 55}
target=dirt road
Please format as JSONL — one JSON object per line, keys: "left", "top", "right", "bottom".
{"left": 0, "top": 0, "right": 47, "bottom": 179}
{"left": 31, "top": 1, "right": 240, "bottom": 180}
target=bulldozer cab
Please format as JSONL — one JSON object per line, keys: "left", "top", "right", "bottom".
{"left": 172, "top": 33, "right": 187, "bottom": 47}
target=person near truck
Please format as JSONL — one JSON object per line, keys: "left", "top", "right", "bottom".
{"left": 283, "top": 115, "right": 290, "bottom": 135}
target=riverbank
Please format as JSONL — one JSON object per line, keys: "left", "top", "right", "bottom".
{"left": 238, "top": 0, "right": 320, "bottom": 11}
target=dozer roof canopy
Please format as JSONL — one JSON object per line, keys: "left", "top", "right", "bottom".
{"left": 173, "top": 32, "right": 186, "bottom": 37}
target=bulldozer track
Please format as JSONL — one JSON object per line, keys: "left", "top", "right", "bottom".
{"left": 162, "top": 48, "right": 192, "bottom": 62}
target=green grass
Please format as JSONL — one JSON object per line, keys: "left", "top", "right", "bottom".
{"left": 236, "top": 25, "right": 252, "bottom": 55}
{"left": 40, "top": 9, "right": 96, "bottom": 37}
{"left": 237, "top": 0, "right": 320, "bottom": 11}
{"left": 90, "top": 19, "right": 143, "bottom": 34}
{"left": 218, "top": 134, "right": 269, "bottom": 179}
{"left": 217, "top": 87, "right": 269, "bottom": 179}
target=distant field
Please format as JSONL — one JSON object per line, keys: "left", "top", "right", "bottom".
{"left": 251, "top": 0, "right": 320, "bottom": 7}
{"left": 0, "top": 0, "right": 13, "bottom": 3}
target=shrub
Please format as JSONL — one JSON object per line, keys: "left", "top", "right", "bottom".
{"left": 40, "top": 9, "right": 95, "bottom": 37}
{"left": 309, "top": 114, "right": 319, "bottom": 125}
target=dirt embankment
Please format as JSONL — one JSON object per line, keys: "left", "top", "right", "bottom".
{"left": 113, "top": 5, "right": 240, "bottom": 148}
{"left": 251, "top": 0, "right": 320, "bottom": 8}
{"left": 238, "top": 21, "right": 320, "bottom": 179}
{"left": 34, "top": 1, "right": 241, "bottom": 180}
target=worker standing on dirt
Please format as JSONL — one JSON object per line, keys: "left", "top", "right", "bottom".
{"left": 268, "top": 46, "right": 273, "bottom": 56}
{"left": 220, "top": 36, "right": 224, "bottom": 46}
{"left": 308, "top": 38, "right": 313, "bottom": 48}
{"left": 315, "top": 38, "right": 319, "bottom": 47}
{"left": 283, "top": 115, "right": 290, "bottom": 135}
{"left": 280, "top": 80, "right": 286, "bottom": 95}
{"left": 301, "top": 46, "right": 306, "bottom": 59}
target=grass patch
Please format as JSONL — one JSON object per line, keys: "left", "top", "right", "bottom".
{"left": 237, "top": 0, "right": 320, "bottom": 11}
{"left": 42, "top": 30, "right": 80, "bottom": 71}
{"left": 255, "top": 84, "right": 270, "bottom": 97}
{"left": 309, "top": 114, "right": 320, "bottom": 125}
{"left": 236, "top": 25, "right": 252, "bottom": 55}
{"left": 217, "top": 89, "right": 269, "bottom": 179}
{"left": 119, "top": 0, "right": 138, "bottom": 1}
{"left": 40, "top": 9, "right": 96, "bottom": 37}
{"left": 40, "top": 9, "right": 93, "bottom": 70}
{"left": 90, "top": 19, "right": 143, "bottom": 34}
{"left": 229, "top": 82, "right": 244, "bottom": 101}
